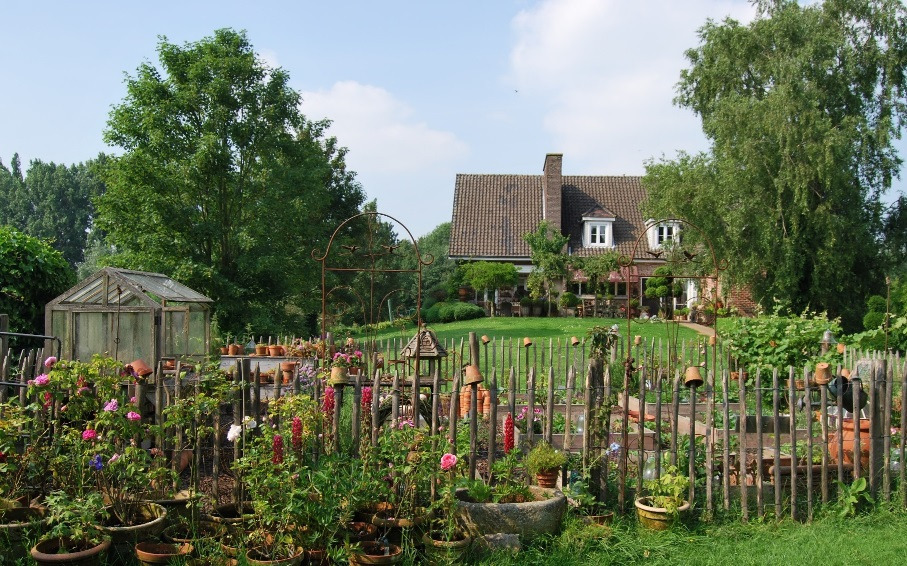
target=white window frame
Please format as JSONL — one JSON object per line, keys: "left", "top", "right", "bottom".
{"left": 583, "top": 218, "right": 614, "bottom": 248}
{"left": 646, "top": 220, "right": 681, "bottom": 249}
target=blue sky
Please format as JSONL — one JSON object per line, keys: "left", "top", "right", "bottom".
{"left": 1, "top": 1, "right": 903, "bottom": 238}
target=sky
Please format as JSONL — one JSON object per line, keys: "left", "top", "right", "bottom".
{"left": 1, "top": 0, "right": 904, "bottom": 239}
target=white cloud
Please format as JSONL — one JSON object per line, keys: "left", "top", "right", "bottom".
{"left": 508, "top": 0, "right": 756, "bottom": 172}
{"left": 300, "top": 81, "right": 468, "bottom": 174}
{"left": 299, "top": 81, "right": 469, "bottom": 236}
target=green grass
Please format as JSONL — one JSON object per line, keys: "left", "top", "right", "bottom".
{"left": 354, "top": 317, "right": 703, "bottom": 348}
{"left": 475, "top": 507, "right": 907, "bottom": 565}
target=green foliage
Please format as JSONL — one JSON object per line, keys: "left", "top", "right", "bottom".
{"left": 644, "top": 0, "right": 907, "bottom": 331}
{"left": 524, "top": 220, "right": 569, "bottom": 313}
{"left": 0, "top": 155, "right": 106, "bottom": 268}
{"left": 835, "top": 476, "right": 873, "bottom": 518}
{"left": 862, "top": 311, "right": 885, "bottom": 331}
{"left": 526, "top": 440, "right": 568, "bottom": 475}
{"left": 723, "top": 309, "right": 843, "bottom": 370}
{"left": 559, "top": 291, "right": 580, "bottom": 308}
{"left": 0, "top": 225, "right": 75, "bottom": 334}
{"left": 412, "top": 222, "right": 457, "bottom": 302}
{"left": 460, "top": 261, "right": 518, "bottom": 293}
{"left": 642, "top": 465, "right": 689, "bottom": 515}
{"left": 98, "top": 28, "right": 364, "bottom": 336}
{"left": 422, "top": 301, "right": 485, "bottom": 324}
{"left": 866, "top": 295, "right": 887, "bottom": 313}
{"left": 43, "top": 490, "right": 108, "bottom": 547}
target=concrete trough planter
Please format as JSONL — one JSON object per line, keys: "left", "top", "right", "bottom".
{"left": 456, "top": 486, "right": 566, "bottom": 540}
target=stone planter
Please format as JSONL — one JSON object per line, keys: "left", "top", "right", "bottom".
{"left": 100, "top": 502, "right": 167, "bottom": 563}
{"left": 456, "top": 486, "right": 566, "bottom": 540}
{"left": 422, "top": 531, "right": 472, "bottom": 564}
{"left": 31, "top": 537, "right": 111, "bottom": 566}
{"left": 2, "top": 506, "right": 48, "bottom": 562}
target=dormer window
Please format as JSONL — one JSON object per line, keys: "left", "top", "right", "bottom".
{"left": 583, "top": 219, "right": 614, "bottom": 248}
{"left": 646, "top": 219, "right": 681, "bottom": 249}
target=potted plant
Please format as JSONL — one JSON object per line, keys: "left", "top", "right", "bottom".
{"left": 634, "top": 465, "right": 690, "bottom": 530}
{"left": 31, "top": 490, "right": 111, "bottom": 565}
{"left": 525, "top": 441, "right": 567, "bottom": 488}
{"left": 559, "top": 291, "right": 580, "bottom": 317}
{"left": 423, "top": 452, "right": 472, "bottom": 563}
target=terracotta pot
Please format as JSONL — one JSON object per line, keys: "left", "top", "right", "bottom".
{"left": 829, "top": 418, "right": 871, "bottom": 469}
{"left": 206, "top": 502, "right": 255, "bottom": 527}
{"left": 348, "top": 542, "right": 403, "bottom": 565}
{"left": 31, "top": 537, "right": 111, "bottom": 566}
{"left": 280, "top": 361, "right": 297, "bottom": 372}
{"left": 730, "top": 371, "right": 748, "bottom": 382}
{"left": 245, "top": 546, "right": 305, "bottom": 566}
{"left": 268, "top": 345, "right": 284, "bottom": 357}
{"left": 100, "top": 502, "right": 167, "bottom": 561}
{"left": 343, "top": 521, "right": 378, "bottom": 543}
{"left": 634, "top": 497, "right": 690, "bottom": 531}
{"left": 162, "top": 519, "right": 224, "bottom": 545}
{"left": 814, "top": 362, "right": 832, "bottom": 385}
{"left": 255, "top": 345, "right": 269, "bottom": 356}
{"left": 536, "top": 470, "right": 559, "bottom": 488}
{"left": 329, "top": 366, "right": 349, "bottom": 386}
{"left": 220, "top": 347, "right": 230, "bottom": 355}
{"left": 135, "top": 541, "right": 192, "bottom": 565}
{"left": 228, "top": 344, "right": 243, "bottom": 356}
{"left": 307, "top": 548, "right": 331, "bottom": 566}
{"left": 422, "top": 531, "right": 472, "bottom": 564}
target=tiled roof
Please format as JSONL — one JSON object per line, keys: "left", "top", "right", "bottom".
{"left": 562, "top": 176, "right": 648, "bottom": 258}
{"left": 449, "top": 174, "right": 542, "bottom": 259}
{"left": 450, "top": 172, "right": 651, "bottom": 260}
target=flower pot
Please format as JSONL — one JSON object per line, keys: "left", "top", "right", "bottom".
{"left": 634, "top": 497, "right": 690, "bottom": 531}
{"left": 100, "top": 502, "right": 167, "bottom": 563}
{"left": 829, "top": 418, "right": 871, "bottom": 469}
{"left": 255, "top": 345, "right": 269, "bottom": 356}
{"left": 228, "top": 344, "right": 242, "bottom": 356}
{"left": 307, "top": 548, "right": 331, "bottom": 566}
{"left": 268, "top": 345, "right": 284, "bottom": 357}
{"left": 220, "top": 346, "right": 230, "bottom": 355}
{"left": 206, "top": 502, "right": 255, "bottom": 527}
{"left": 135, "top": 541, "right": 192, "bottom": 565}
{"left": 343, "top": 521, "right": 378, "bottom": 543}
{"left": 245, "top": 546, "right": 305, "bottom": 566}
{"left": 814, "top": 362, "right": 832, "bottom": 385}
{"left": 31, "top": 537, "right": 111, "bottom": 566}
{"left": 329, "top": 366, "right": 349, "bottom": 386}
{"left": 535, "top": 469, "right": 559, "bottom": 488}
{"left": 456, "top": 486, "right": 566, "bottom": 540}
{"left": 162, "top": 519, "right": 224, "bottom": 546}
{"left": 730, "top": 371, "right": 748, "bottom": 382}
{"left": 348, "top": 541, "right": 403, "bottom": 565}
{"left": 2, "top": 506, "right": 48, "bottom": 562}
{"left": 422, "top": 531, "right": 472, "bottom": 565}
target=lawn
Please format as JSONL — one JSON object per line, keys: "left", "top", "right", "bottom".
{"left": 352, "top": 316, "right": 704, "bottom": 348}
{"left": 476, "top": 507, "right": 907, "bottom": 565}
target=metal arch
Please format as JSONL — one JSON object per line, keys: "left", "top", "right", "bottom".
{"left": 312, "top": 212, "right": 430, "bottom": 378}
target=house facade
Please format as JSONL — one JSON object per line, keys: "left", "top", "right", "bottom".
{"left": 449, "top": 153, "right": 694, "bottom": 314}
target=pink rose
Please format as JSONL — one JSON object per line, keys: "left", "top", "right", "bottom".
{"left": 109, "top": 453, "right": 120, "bottom": 464}
{"left": 440, "top": 453, "right": 457, "bottom": 471}
{"left": 103, "top": 399, "right": 118, "bottom": 412}
{"left": 82, "top": 429, "right": 97, "bottom": 441}
{"left": 34, "top": 374, "right": 50, "bottom": 386}
{"left": 127, "top": 411, "right": 141, "bottom": 421}
{"left": 43, "top": 356, "right": 57, "bottom": 368}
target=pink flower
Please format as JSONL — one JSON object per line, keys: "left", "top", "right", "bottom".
{"left": 109, "top": 453, "right": 120, "bottom": 464}
{"left": 440, "top": 453, "right": 458, "bottom": 471}
{"left": 34, "top": 374, "right": 50, "bottom": 386}
{"left": 130, "top": 396, "right": 137, "bottom": 404}
{"left": 504, "top": 413, "right": 515, "bottom": 453}
{"left": 361, "top": 386, "right": 373, "bottom": 408}
{"left": 77, "top": 387, "right": 90, "bottom": 395}
{"left": 104, "top": 399, "right": 118, "bottom": 412}
{"left": 127, "top": 411, "right": 141, "bottom": 421}
{"left": 43, "top": 356, "right": 57, "bottom": 368}
{"left": 42, "top": 392, "right": 52, "bottom": 409}
{"left": 292, "top": 417, "right": 303, "bottom": 453}
{"left": 82, "top": 429, "right": 97, "bottom": 441}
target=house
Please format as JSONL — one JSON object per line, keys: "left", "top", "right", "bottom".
{"left": 449, "top": 153, "right": 693, "bottom": 314}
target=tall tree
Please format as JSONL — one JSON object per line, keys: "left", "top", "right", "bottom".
{"left": 98, "top": 29, "right": 364, "bottom": 336}
{"left": 460, "top": 261, "right": 518, "bottom": 316}
{"left": 0, "top": 155, "right": 105, "bottom": 268}
{"left": 643, "top": 0, "right": 907, "bottom": 330}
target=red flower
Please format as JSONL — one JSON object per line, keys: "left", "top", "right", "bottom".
{"left": 361, "top": 386, "right": 373, "bottom": 409}
{"left": 504, "top": 413, "right": 515, "bottom": 454}
{"left": 272, "top": 434, "right": 284, "bottom": 465}
{"left": 322, "top": 387, "right": 335, "bottom": 414}
{"left": 291, "top": 417, "right": 303, "bottom": 453}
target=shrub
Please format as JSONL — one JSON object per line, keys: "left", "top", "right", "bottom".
{"left": 526, "top": 441, "right": 567, "bottom": 475}
{"left": 866, "top": 295, "right": 887, "bottom": 313}
{"left": 863, "top": 311, "right": 885, "bottom": 331}
{"left": 723, "top": 309, "right": 843, "bottom": 370}
{"left": 559, "top": 291, "right": 580, "bottom": 308}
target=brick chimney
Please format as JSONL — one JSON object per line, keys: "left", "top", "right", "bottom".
{"left": 542, "top": 153, "right": 563, "bottom": 232}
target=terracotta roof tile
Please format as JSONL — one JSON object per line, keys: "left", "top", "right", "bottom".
{"left": 450, "top": 169, "right": 654, "bottom": 261}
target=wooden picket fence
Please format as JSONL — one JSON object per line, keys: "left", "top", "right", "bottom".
{"left": 3, "top": 331, "right": 906, "bottom": 523}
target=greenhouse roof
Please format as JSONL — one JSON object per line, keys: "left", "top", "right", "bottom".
{"left": 49, "top": 267, "right": 212, "bottom": 307}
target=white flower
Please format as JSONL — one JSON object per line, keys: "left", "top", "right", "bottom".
{"left": 242, "top": 416, "right": 257, "bottom": 429}
{"left": 227, "top": 424, "right": 242, "bottom": 442}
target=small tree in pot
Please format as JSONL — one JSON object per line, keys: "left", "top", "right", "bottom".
{"left": 634, "top": 465, "right": 690, "bottom": 530}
